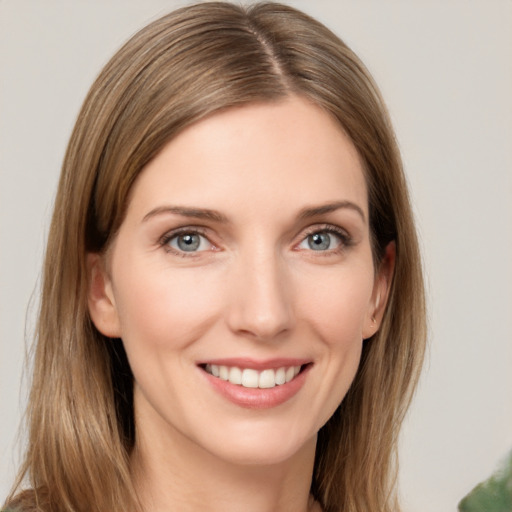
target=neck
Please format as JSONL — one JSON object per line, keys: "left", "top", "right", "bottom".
{"left": 132, "top": 418, "right": 319, "bottom": 512}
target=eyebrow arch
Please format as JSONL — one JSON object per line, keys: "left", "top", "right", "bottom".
{"left": 298, "top": 201, "right": 366, "bottom": 223}
{"left": 143, "top": 201, "right": 365, "bottom": 224}
{"left": 142, "top": 205, "right": 229, "bottom": 224}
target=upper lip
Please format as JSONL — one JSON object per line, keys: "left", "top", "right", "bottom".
{"left": 197, "top": 357, "right": 312, "bottom": 371}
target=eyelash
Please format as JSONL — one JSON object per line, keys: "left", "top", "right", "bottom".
{"left": 159, "top": 227, "right": 213, "bottom": 258}
{"left": 297, "top": 224, "right": 353, "bottom": 256}
{"left": 158, "top": 224, "right": 353, "bottom": 257}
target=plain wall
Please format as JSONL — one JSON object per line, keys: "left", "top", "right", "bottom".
{"left": 1, "top": 1, "right": 511, "bottom": 511}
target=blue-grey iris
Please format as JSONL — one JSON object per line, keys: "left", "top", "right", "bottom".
{"left": 177, "top": 234, "right": 201, "bottom": 251}
{"left": 308, "top": 232, "right": 331, "bottom": 251}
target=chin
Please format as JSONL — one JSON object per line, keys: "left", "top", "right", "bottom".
{"left": 193, "top": 417, "right": 319, "bottom": 468}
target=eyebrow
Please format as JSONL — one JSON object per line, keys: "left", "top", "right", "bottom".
{"left": 142, "top": 200, "right": 366, "bottom": 224}
{"left": 297, "top": 201, "right": 366, "bottom": 223}
{"left": 142, "top": 205, "right": 229, "bottom": 223}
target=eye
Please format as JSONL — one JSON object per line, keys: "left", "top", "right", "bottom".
{"left": 165, "top": 231, "right": 213, "bottom": 253}
{"left": 297, "top": 229, "right": 345, "bottom": 252}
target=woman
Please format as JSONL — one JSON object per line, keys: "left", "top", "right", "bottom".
{"left": 4, "top": 2, "right": 426, "bottom": 511}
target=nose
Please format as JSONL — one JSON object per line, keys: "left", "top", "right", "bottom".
{"left": 225, "top": 247, "right": 294, "bottom": 342}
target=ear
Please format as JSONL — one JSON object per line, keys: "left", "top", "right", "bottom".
{"left": 87, "top": 253, "right": 121, "bottom": 338}
{"left": 362, "top": 241, "right": 396, "bottom": 340}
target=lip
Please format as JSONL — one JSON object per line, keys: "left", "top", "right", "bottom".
{"left": 197, "top": 357, "right": 311, "bottom": 371}
{"left": 197, "top": 358, "right": 313, "bottom": 409}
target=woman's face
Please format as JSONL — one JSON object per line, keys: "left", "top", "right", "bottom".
{"left": 89, "top": 95, "right": 392, "bottom": 467}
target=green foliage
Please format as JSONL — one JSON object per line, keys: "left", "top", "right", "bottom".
{"left": 459, "top": 451, "right": 512, "bottom": 512}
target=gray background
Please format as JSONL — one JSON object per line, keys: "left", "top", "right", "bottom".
{"left": 1, "top": 1, "right": 511, "bottom": 510}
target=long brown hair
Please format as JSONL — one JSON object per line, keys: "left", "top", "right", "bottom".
{"left": 5, "top": 3, "right": 426, "bottom": 511}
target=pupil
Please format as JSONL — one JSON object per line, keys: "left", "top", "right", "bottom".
{"left": 308, "top": 233, "right": 330, "bottom": 251}
{"left": 178, "top": 234, "right": 200, "bottom": 251}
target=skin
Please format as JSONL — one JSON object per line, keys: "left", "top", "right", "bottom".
{"left": 88, "top": 95, "right": 394, "bottom": 512}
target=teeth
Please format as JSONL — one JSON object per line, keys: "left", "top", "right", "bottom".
{"left": 242, "top": 369, "right": 259, "bottom": 388}
{"left": 275, "top": 367, "right": 286, "bottom": 385}
{"left": 258, "top": 369, "right": 275, "bottom": 389}
{"left": 229, "top": 367, "right": 242, "bottom": 385}
{"left": 219, "top": 365, "right": 229, "bottom": 381}
{"left": 205, "top": 364, "right": 302, "bottom": 388}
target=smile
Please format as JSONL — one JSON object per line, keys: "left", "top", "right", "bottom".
{"left": 204, "top": 364, "right": 302, "bottom": 389}
{"left": 199, "top": 360, "right": 312, "bottom": 409}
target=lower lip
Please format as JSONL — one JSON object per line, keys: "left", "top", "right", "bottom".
{"left": 201, "top": 365, "right": 311, "bottom": 409}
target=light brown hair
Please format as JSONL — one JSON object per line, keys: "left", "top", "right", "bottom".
{"left": 5, "top": 3, "right": 426, "bottom": 511}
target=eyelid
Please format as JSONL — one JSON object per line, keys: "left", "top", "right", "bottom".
{"left": 300, "top": 223, "right": 350, "bottom": 238}
{"left": 159, "top": 226, "right": 217, "bottom": 256}
{"left": 294, "top": 223, "right": 353, "bottom": 252}
{"left": 157, "top": 223, "right": 353, "bottom": 257}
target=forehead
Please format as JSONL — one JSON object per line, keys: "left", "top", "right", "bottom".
{"left": 126, "top": 96, "right": 368, "bottom": 222}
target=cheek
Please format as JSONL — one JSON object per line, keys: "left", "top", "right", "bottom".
{"left": 296, "top": 265, "right": 374, "bottom": 419}
{"left": 298, "top": 265, "right": 375, "bottom": 345}
{"left": 112, "top": 258, "right": 223, "bottom": 352}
